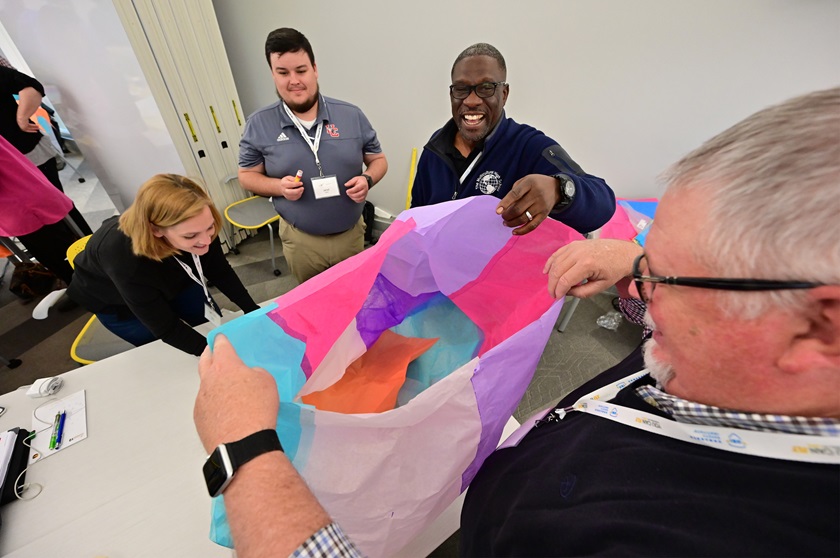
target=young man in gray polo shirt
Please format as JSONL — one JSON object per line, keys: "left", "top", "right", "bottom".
{"left": 239, "top": 28, "right": 388, "bottom": 283}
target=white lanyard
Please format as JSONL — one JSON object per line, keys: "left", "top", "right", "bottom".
{"left": 553, "top": 371, "right": 840, "bottom": 464}
{"left": 282, "top": 101, "right": 324, "bottom": 177}
{"left": 452, "top": 152, "right": 483, "bottom": 200}
{"left": 459, "top": 152, "right": 482, "bottom": 184}
{"left": 175, "top": 254, "right": 220, "bottom": 316}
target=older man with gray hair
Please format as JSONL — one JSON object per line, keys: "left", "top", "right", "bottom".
{"left": 193, "top": 88, "right": 839, "bottom": 557}
{"left": 465, "top": 87, "right": 840, "bottom": 556}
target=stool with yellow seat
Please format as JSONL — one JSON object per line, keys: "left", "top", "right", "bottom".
{"left": 222, "top": 174, "right": 282, "bottom": 277}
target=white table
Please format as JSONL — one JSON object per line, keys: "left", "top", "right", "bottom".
{"left": 0, "top": 340, "right": 228, "bottom": 558}
{"left": 0, "top": 333, "right": 519, "bottom": 557}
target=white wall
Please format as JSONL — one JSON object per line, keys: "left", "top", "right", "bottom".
{"left": 213, "top": 0, "right": 840, "bottom": 216}
{"left": 0, "top": 0, "right": 185, "bottom": 210}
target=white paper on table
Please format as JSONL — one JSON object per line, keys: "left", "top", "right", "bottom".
{"left": 0, "top": 428, "right": 18, "bottom": 489}
{"left": 28, "top": 390, "right": 87, "bottom": 464}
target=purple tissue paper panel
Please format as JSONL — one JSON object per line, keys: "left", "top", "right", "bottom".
{"left": 356, "top": 274, "right": 436, "bottom": 347}
{"left": 461, "top": 300, "right": 564, "bottom": 489}
{"left": 383, "top": 197, "right": 512, "bottom": 296}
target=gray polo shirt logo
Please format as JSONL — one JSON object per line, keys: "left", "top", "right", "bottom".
{"left": 276, "top": 132, "right": 290, "bottom": 142}
{"left": 325, "top": 124, "right": 340, "bottom": 137}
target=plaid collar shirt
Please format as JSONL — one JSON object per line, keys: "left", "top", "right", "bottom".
{"left": 292, "top": 522, "right": 362, "bottom": 558}
{"left": 636, "top": 384, "right": 840, "bottom": 437}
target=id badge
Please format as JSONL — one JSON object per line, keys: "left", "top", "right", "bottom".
{"left": 204, "top": 303, "right": 222, "bottom": 327}
{"left": 311, "top": 175, "right": 340, "bottom": 199}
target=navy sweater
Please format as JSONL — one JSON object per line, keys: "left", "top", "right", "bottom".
{"left": 411, "top": 115, "right": 616, "bottom": 234}
{"left": 461, "top": 346, "right": 840, "bottom": 557}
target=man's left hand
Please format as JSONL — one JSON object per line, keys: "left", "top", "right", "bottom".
{"left": 195, "top": 334, "right": 279, "bottom": 453}
{"left": 496, "top": 174, "right": 560, "bottom": 235}
{"left": 544, "top": 239, "right": 642, "bottom": 299}
{"left": 344, "top": 176, "right": 369, "bottom": 203}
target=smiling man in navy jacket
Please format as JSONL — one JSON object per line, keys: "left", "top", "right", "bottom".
{"left": 410, "top": 43, "right": 615, "bottom": 235}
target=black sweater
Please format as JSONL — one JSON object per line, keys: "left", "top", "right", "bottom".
{"left": 0, "top": 66, "right": 45, "bottom": 154}
{"left": 461, "top": 346, "right": 840, "bottom": 557}
{"left": 67, "top": 217, "right": 258, "bottom": 356}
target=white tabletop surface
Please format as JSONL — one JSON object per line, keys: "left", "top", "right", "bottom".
{"left": 0, "top": 339, "right": 230, "bottom": 558}
{"left": 0, "top": 327, "right": 519, "bottom": 557}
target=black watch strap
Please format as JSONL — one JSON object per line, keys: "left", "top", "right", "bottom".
{"left": 362, "top": 173, "right": 374, "bottom": 189}
{"left": 227, "top": 428, "right": 283, "bottom": 470}
{"left": 551, "top": 173, "right": 576, "bottom": 213}
{"left": 203, "top": 429, "right": 283, "bottom": 497}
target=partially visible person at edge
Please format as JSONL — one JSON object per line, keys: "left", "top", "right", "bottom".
{"left": 1, "top": 65, "right": 92, "bottom": 237}
{"left": 68, "top": 174, "right": 259, "bottom": 356}
{"left": 238, "top": 28, "right": 387, "bottom": 284}
{"left": 0, "top": 134, "right": 77, "bottom": 285}
{"left": 410, "top": 42, "right": 615, "bottom": 236}
{"left": 194, "top": 88, "right": 839, "bottom": 557}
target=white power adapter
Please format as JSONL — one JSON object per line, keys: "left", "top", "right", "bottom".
{"left": 26, "top": 377, "right": 64, "bottom": 398}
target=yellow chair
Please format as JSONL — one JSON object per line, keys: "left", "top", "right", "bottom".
{"left": 223, "top": 178, "right": 282, "bottom": 276}
{"left": 66, "top": 234, "right": 90, "bottom": 268}
{"left": 66, "top": 235, "right": 134, "bottom": 364}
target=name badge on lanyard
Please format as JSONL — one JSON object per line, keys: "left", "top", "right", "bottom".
{"left": 312, "top": 175, "right": 340, "bottom": 199}
{"left": 283, "top": 101, "right": 341, "bottom": 200}
{"left": 176, "top": 254, "right": 222, "bottom": 327}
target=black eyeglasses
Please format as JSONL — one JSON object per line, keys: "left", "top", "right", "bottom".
{"left": 449, "top": 81, "right": 506, "bottom": 100}
{"left": 631, "top": 254, "right": 823, "bottom": 303}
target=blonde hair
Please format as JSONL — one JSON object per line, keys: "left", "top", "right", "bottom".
{"left": 119, "top": 174, "right": 223, "bottom": 261}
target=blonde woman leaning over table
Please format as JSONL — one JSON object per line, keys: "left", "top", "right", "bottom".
{"left": 67, "top": 174, "right": 259, "bottom": 356}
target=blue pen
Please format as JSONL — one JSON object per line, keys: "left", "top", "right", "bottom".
{"left": 54, "top": 411, "right": 67, "bottom": 450}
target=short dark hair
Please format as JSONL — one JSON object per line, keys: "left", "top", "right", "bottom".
{"left": 451, "top": 43, "right": 507, "bottom": 79}
{"left": 264, "top": 28, "right": 315, "bottom": 67}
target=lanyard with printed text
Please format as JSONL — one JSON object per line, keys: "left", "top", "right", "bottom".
{"left": 175, "top": 254, "right": 221, "bottom": 316}
{"left": 551, "top": 370, "right": 840, "bottom": 464}
{"left": 282, "top": 101, "right": 324, "bottom": 177}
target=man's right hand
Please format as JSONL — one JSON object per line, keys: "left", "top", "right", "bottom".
{"left": 238, "top": 165, "right": 304, "bottom": 200}
{"left": 278, "top": 175, "right": 305, "bottom": 201}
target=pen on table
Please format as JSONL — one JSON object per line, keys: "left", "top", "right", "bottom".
{"left": 48, "top": 411, "right": 61, "bottom": 450}
{"left": 54, "top": 411, "right": 67, "bottom": 450}
{"left": 294, "top": 169, "right": 303, "bottom": 182}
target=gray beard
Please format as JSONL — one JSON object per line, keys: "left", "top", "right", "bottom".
{"left": 641, "top": 311, "right": 674, "bottom": 388}
{"left": 457, "top": 125, "right": 489, "bottom": 144}
{"left": 642, "top": 337, "right": 675, "bottom": 388}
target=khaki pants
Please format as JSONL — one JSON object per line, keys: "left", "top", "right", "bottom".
{"left": 278, "top": 216, "right": 366, "bottom": 283}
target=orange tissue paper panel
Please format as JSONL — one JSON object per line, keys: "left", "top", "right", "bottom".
{"left": 302, "top": 330, "right": 438, "bottom": 414}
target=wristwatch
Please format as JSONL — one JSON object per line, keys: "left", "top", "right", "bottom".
{"left": 202, "top": 429, "right": 283, "bottom": 497}
{"left": 552, "top": 174, "right": 576, "bottom": 213}
{"left": 362, "top": 173, "right": 374, "bottom": 189}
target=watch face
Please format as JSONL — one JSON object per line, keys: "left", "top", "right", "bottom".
{"left": 563, "top": 180, "right": 576, "bottom": 198}
{"left": 203, "top": 445, "right": 234, "bottom": 497}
